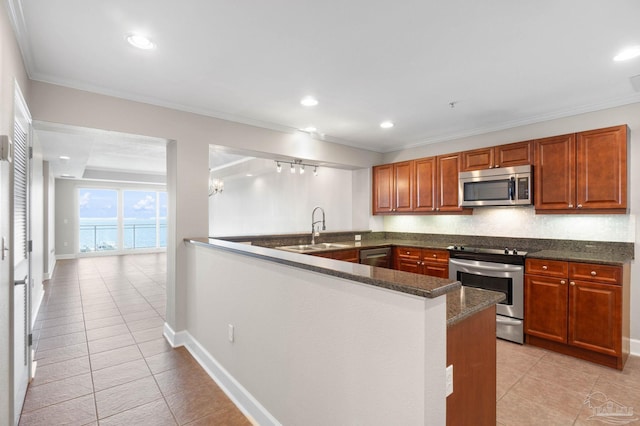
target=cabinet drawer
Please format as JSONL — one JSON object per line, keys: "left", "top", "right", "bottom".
{"left": 394, "top": 247, "right": 421, "bottom": 259}
{"left": 422, "top": 249, "right": 449, "bottom": 263}
{"left": 525, "top": 258, "right": 568, "bottom": 278}
{"left": 569, "top": 263, "right": 621, "bottom": 285}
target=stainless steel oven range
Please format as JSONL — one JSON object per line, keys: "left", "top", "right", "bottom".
{"left": 448, "top": 245, "right": 527, "bottom": 344}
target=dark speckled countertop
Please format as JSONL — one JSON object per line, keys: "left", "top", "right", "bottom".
{"left": 447, "top": 287, "right": 505, "bottom": 326}
{"left": 524, "top": 250, "right": 630, "bottom": 265}
{"left": 187, "top": 237, "right": 461, "bottom": 299}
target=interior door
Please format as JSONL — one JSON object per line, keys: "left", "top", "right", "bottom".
{"left": 13, "top": 90, "right": 31, "bottom": 425}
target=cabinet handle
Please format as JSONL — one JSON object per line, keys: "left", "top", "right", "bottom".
{"left": 577, "top": 204, "right": 583, "bottom": 209}
{"left": 560, "top": 280, "right": 566, "bottom": 285}
{"left": 590, "top": 271, "right": 597, "bottom": 276}
{"left": 568, "top": 204, "right": 574, "bottom": 208}
{"left": 570, "top": 281, "right": 576, "bottom": 286}
{"left": 542, "top": 265, "right": 548, "bottom": 270}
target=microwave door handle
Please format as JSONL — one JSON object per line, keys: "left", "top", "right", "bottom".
{"left": 509, "top": 177, "right": 515, "bottom": 200}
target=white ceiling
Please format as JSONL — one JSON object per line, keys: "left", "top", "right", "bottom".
{"left": 8, "top": 0, "right": 640, "bottom": 173}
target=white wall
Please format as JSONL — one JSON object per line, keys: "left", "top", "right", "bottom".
{"left": 42, "top": 161, "right": 55, "bottom": 278}
{"left": 209, "top": 165, "right": 354, "bottom": 236}
{"left": 30, "top": 132, "right": 45, "bottom": 323}
{"left": 383, "top": 102, "right": 640, "bottom": 348}
{"left": 54, "top": 178, "right": 167, "bottom": 257}
{"left": 183, "top": 242, "right": 446, "bottom": 425}
{"left": 29, "top": 80, "right": 383, "bottom": 334}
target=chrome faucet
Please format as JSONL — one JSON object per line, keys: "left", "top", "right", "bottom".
{"left": 311, "top": 206, "right": 326, "bottom": 245}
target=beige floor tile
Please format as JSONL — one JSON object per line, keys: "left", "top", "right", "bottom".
{"left": 18, "top": 394, "right": 96, "bottom": 426}
{"left": 145, "top": 347, "right": 199, "bottom": 375}
{"left": 87, "top": 333, "right": 136, "bottom": 355}
{"left": 89, "top": 344, "right": 143, "bottom": 371}
{"left": 84, "top": 315, "right": 125, "bottom": 331}
{"left": 36, "top": 331, "right": 87, "bottom": 351}
{"left": 525, "top": 356, "right": 599, "bottom": 396}
{"left": 154, "top": 363, "right": 213, "bottom": 398}
{"left": 165, "top": 381, "right": 232, "bottom": 425}
{"left": 509, "top": 375, "right": 585, "bottom": 420}
{"left": 138, "top": 337, "right": 173, "bottom": 358}
{"left": 35, "top": 342, "right": 89, "bottom": 367}
{"left": 22, "top": 373, "right": 94, "bottom": 413}
{"left": 125, "top": 316, "right": 164, "bottom": 332}
{"left": 37, "top": 321, "right": 86, "bottom": 340}
{"left": 95, "top": 376, "right": 163, "bottom": 419}
{"left": 30, "top": 356, "right": 91, "bottom": 387}
{"left": 132, "top": 326, "right": 164, "bottom": 344}
{"left": 86, "top": 323, "right": 130, "bottom": 342}
{"left": 92, "top": 358, "right": 151, "bottom": 392}
{"left": 497, "top": 391, "right": 578, "bottom": 426}
{"left": 98, "top": 398, "right": 177, "bottom": 426}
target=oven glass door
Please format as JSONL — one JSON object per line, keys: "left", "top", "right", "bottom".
{"left": 456, "top": 271, "right": 512, "bottom": 305}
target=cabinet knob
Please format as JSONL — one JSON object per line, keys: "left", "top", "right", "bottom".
{"left": 406, "top": 251, "right": 410, "bottom": 255}
{"left": 436, "top": 208, "right": 440, "bottom": 211}
{"left": 417, "top": 261, "right": 421, "bottom": 265}
{"left": 577, "top": 204, "right": 583, "bottom": 209}
{"left": 560, "top": 280, "right": 566, "bottom": 285}
{"left": 570, "top": 281, "right": 576, "bottom": 286}
{"left": 495, "top": 164, "right": 499, "bottom": 168}
{"left": 433, "top": 254, "right": 437, "bottom": 258}
{"left": 568, "top": 204, "right": 574, "bottom": 208}
{"left": 542, "top": 265, "right": 548, "bottom": 270}
{"left": 591, "top": 271, "right": 597, "bottom": 276}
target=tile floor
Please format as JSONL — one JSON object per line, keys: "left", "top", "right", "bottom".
{"left": 496, "top": 339, "right": 640, "bottom": 425}
{"left": 21, "top": 254, "right": 251, "bottom": 426}
{"left": 21, "top": 253, "right": 640, "bottom": 425}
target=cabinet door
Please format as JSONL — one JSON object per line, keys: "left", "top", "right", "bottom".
{"left": 422, "top": 262, "right": 449, "bottom": 278}
{"left": 568, "top": 280, "right": 621, "bottom": 357}
{"left": 372, "top": 164, "right": 394, "bottom": 214}
{"left": 394, "top": 161, "right": 414, "bottom": 212}
{"left": 396, "top": 257, "right": 422, "bottom": 274}
{"left": 394, "top": 247, "right": 421, "bottom": 271}
{"left": 460, "top": 148, "right": 494, "bottom": 171}
{"left": 576, "top": 125, "right": 627, "bottom": 210}
{"left": 414, "top": 157, "right": 436, "bottom": 212}
{"left": 437, "top": 153, "right": 463, "bottom": 212}
{"left": 524, "top": 275, "right": 568, "bottom": 343}
{"left": 496, "top": 141, "right": 532, "bottom": 168}
{"left": 534, "top": 134, "right": 576, "bottom": 210}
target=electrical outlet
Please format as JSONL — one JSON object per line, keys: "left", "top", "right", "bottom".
{"left": 354, "top": 234, "right": 361, "bottom": 241}
{"left": 228, "top": 324, "right": 234, "bottom": 343}
{"left": 446, "top": 365, "right": 453, "bottom": 396}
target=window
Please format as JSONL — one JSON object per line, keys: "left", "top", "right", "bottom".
{"left": 79, "top": 188, "right": 166, "bottom": 253}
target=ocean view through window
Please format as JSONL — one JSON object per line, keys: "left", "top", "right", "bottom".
{"left": 79, "top": 188, "right": 167, "bottom": 253}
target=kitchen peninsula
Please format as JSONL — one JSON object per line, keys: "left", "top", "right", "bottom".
{"left": 180, "top": 236, "right": 504, "bottom": 425}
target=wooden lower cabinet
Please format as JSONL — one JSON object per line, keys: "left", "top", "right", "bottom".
{"left": 524, "top": 258, "right": 629, "bottom": 369}
{"left": 394, "top": 247, "right": 449, "bottom": 278}
{"left": 447, "top": 305, "right": 496, "bottom": 425}
{"left": 312, "top": 249, "right": 359, "bottom": 263}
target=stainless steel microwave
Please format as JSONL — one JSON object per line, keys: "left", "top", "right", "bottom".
{"left": 459, "top": 165, "right": 532, "bottom": 207}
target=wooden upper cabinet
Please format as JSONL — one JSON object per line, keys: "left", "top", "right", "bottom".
{"left": 437, "top": 153, "right": 463, "bottom": 212}
{"left": 534, "top": 133, "right": 576, "bottom": 210}
{"left": 394, "top": 161, "right": 414, "bottom": 212}
{"left": 534, "top": 125, "right": 627, "bottom": 213}
{"left": 372, "top": 161, "right": 413, "bottom": 214}
{"left": 460, "top": 147, "right": 494, "bottom": 171}
{"left": 576, "top": 125, "right": 627, "bottom": 210}
{"left": 414, "top": 157, "right": 436, "bottom": 212}
{"left": 460, "top": 141, "right": 532, "bottom": 171}
{"left": 372, "top": 164, "right": 394, "bottom": 214}
{"left": 496, "top": 141, "right": 532, "bottom": 168}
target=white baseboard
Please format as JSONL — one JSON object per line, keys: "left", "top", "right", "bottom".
{"left": 55, "top": 254, "right": 76, "bottom": 260}
{"left": 44, "top": 259, "right": 56, "bottom": 280}
{"left": 162, "top": 323, "right": 278, "bottom": 426}
{"left": 630, "top": 338, "right": 640, "bottom": 357}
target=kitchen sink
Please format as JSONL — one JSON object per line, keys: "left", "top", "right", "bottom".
{"left": 277, "top": 243, "right": 350, "bottom": 252}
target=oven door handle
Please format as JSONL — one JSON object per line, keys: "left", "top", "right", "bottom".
{"left": 449, "top": 258, "right": 522, "bottom": 272}
{"left": 496, "top": 316, "right": 523, "bottom": 325}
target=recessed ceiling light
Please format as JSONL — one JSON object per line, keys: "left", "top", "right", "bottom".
{"left": 380, "top": 121, "right": 394, "bottom": 129}
{"left": 59, "top": 155, "right": 70, "bottom": 160}
{"left": 127, "top": 34, "right": 155, "bottom": 50}
{"left": 613, "top": 46, "right": 640, "bottom": 61}
{"left": 302, "top": 126, "right": 317, "bottom": 133}
{"left": 300, "top": 96, "right": 318, "bottom": 107}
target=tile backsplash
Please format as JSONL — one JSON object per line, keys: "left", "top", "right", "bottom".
{"left": 384, "top": 207, "right": 636, "bottom": 243}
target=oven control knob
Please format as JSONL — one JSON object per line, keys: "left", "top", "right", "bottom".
{"left": 513, "top": 249, "right": 518, "bottom": 255}
{"left": 504, "top": 247, "right": 509, "bottom": 254}
{"left": 460, "top": 246, "right": 465, "bottom": 250}
{"left": 452, "top": 245, "right": 458, "bottom": 250}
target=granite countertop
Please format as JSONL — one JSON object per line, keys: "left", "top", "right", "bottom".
{"left": 524, "top": 249, "right": 631, "bottom": 265}
{"left": 187, "top": 238, "right": 461, "bottom": 299}
{"left": 446, "top": 287, "right": 505, "bottom": 326}
{"left": 274, "top": 239, "right": 632, "bottom": 265}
